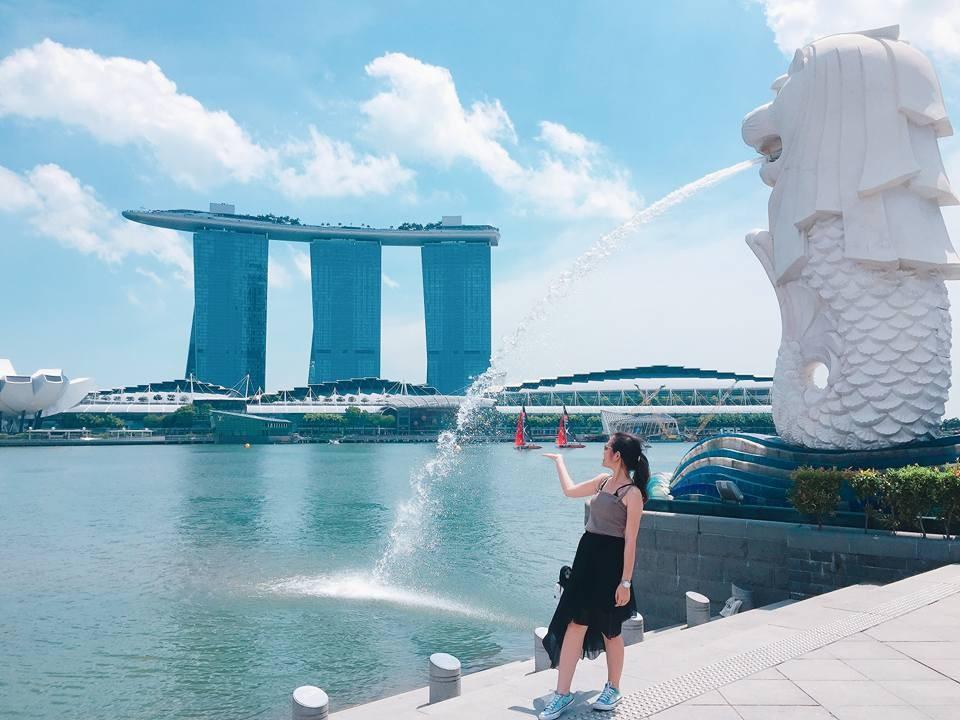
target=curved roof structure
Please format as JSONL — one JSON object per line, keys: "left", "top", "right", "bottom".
{"left": 0, "top": 360, "right": 94, "bottom": 417}
{"left": 123, "top": 210, "right": 500, "bottom": 246}
{"left": 499, "top": 365, "right": 773, "bottom": 392}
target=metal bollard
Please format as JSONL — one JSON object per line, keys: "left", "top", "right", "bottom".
{"left": 622, "top": 613, "right": 644, "bottom": 645}
{"left": 731, "top": 583, "right": 754, "bottom": 611}
{"left": 429, "top": 653, "right": 461, "bottom": 704}
{"left": 534, "top": 627, "right": 550, "bottom": 671}
{"left": 292, "top": 685, "right": 329, "bottom": 720}
{"left": 685, "top": 591, "right": 710, "bottom": 627}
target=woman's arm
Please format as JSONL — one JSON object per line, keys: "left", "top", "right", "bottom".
{"left": 616, "top": 489, "right": 644, "bottom": 606}
{"left": 542, "top": 454, "right": 607, "bottom": 498}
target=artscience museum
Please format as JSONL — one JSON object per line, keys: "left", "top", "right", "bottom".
{"left": 0, "top": 359, "right": 94, "bottom": 432}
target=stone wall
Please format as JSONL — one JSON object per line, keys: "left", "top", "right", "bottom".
{"left": 631, "top": 511, "right": 960, "bottom": 629}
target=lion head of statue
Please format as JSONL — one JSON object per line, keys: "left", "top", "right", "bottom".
{"left": 742, "top": 25, "right": 959, "bottom": 284}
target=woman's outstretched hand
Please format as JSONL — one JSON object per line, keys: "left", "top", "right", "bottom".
{"left": 615, "top": 584, "right": 631, "bottom": 607}
{"left": 542, "top": 453, "right": 562, "bottom": 461}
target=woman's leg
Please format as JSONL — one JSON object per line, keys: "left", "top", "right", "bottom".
{"left": 556, "top": 622, "right": 587, "bottom": 693}
{"left": 602, "top": 633, "right": 624, "bottom": 688}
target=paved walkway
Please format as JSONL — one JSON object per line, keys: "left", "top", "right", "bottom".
{"left": 331, "top": 564, "right": 960, "bottom": 719}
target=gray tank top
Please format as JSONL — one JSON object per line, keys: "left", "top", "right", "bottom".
{"left": 585, "top": 477, "right": 633, "bottom": 537}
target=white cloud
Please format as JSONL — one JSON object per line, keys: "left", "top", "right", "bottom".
{"left": 0, "top": 40, "right": 415, "bottom": 199}
{"left": 754, "top": 1, "right": 960, "bottom": 59}
{"left": 276, "top": 126, "right": 414, "bottom": 198}
{"left": 382, "top": 272, "right": 400, "bottom": 289}
{"left": 291, "top": 247, "right": 312, "bottom": 281}
{"left": 126, "top": 289, "right": 143, "bottom": 307}
{"left": 268, "top": 254, "right": 293, "bottom": 289}
{"left": 0, "top": 165, "right": 40, "bottom": 211}
{"left": 537, "top": 121, "right": 599, "bottom": 158}
{"left": 0, "top": 162, "right": 191, "bottom": 282}
{"left": 362, "top": 52, "right": 639, "bottom": 220}
{"left": 0, "top": 40, "right": 274, "bottom": 189}
{"left": 135, "top": 267, "right": 165, "bottom": 286}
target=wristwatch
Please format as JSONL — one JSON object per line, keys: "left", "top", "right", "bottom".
{"left": 620, "top": 580, "right": 631, "bottom": 589}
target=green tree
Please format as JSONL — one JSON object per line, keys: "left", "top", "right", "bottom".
{"left": 57, "top": 413, "right": 124, "bottom": 430}
{"left": 885, "top": 465, "right": 938, "bottom": 537}
{"left": 849, "top": 468, "right": 889, "bottom": 533}
{"left": 788, "top": 467, "right": 845, "bottom": 529}
{"left": 935, "top": 465, "right": 960, "bottom": 540}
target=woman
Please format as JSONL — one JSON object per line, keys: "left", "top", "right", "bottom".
{"left": 538, "top": 432, "right": 647, "bottom": 719}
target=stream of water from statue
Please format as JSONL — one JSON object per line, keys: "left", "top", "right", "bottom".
{"left": 267, "top": 158, "right": 760, "bottom": 620}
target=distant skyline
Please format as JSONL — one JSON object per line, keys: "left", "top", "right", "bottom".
{"left": 2, "top": 1, "right": 960, "bottom": 410}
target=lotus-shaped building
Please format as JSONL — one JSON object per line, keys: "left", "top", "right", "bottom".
{"left": 0, "top": 359, "right": 94, "bottom": 432}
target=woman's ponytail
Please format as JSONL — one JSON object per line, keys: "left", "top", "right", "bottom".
{"left": 608, "top": 431, "right": 649, "bottom": 503}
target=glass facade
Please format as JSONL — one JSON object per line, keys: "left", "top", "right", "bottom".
{"left": 421, "top": 242, "right": 491, "bottom": 394}
{"left": 308, "top": 239, "right": 381, "bottom": 383}
{"left": 185, "top": 230, "right": 268, "bottom": 392}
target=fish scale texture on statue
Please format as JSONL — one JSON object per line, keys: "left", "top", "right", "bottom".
{"left": 774, "top": 218, "right": 951, "bottom": 449}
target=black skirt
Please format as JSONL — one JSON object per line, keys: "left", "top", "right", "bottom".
{"left": 541, "top": 531, "right": 636, "bottom": 668}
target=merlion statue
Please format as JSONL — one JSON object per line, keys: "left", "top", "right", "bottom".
{"left": 742, "top": 25, "right": 960, "bottom": 450}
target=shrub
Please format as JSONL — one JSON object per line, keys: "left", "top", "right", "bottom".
{"left": 884, "top": 465, "right": 938, "bottom": 537}
{"left": 788, "top": 467, "right": 845, "bottom": 529}
{"left": 935, "top": 464, "right": 960, "bottom": 540}
{"left": 849, "top": 468, "right": 889, "bottom": 533}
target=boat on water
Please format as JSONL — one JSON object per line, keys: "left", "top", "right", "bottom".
{"left": 514, "top": 406, "right": 542, "bottom": 450}
{"left": 556, "top": 405, "right": 585, "bottom": 448}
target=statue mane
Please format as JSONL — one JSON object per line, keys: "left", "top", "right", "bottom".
{"left": 765, "top": 27, "right": 959, "bottom": 283}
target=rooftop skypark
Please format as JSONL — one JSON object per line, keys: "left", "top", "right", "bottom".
{"left": 122, "top": 209, "right": 500, "bottom": 246}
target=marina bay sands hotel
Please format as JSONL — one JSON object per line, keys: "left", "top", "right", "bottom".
{"left": 123, "top": 205, "right": 498, "bottom": 395}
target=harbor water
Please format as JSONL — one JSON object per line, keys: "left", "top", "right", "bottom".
{"left": 0, "top": 442, "right": 690, "bottom": 719}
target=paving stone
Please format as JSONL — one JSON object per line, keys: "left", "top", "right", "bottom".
{"left": 842, "top": 658, "right": 946, "bottom": 681}
{"left": 878, "top": 680, "right": 960, "bottom": 705}
{"left": 920, "top": 707, "right": 960, "bottom": 719}
{"left": 718, "top": 679, "right": 816, "bottom": 706}
{"left": 777, "top": 658, "right": 867, "bottom": 681}
{"left": 921, "top": 657, "right": 960, "bottom": 681}
{"left": 792, "top": 679, "right": 907, "bottom": 707}
{"left": 827, "top": 708, "right": 932, "bottom": 720}
{"left": 806, "top": 638, "right": 904, "bottom": 660}
{"left": 734, "top": 707, "right": 835, "bottom": 719}
{"left": 886, "top": 641, "right": 960, "bottom": 660}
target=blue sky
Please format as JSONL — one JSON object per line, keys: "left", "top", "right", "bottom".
{"left": 2, "top": 1, "right": 960, "bottom": 409}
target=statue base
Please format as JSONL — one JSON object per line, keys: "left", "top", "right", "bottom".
{"left": 669, "top": 433, "right": 960, "bottom": 508}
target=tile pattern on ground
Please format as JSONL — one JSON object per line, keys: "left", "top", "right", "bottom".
{"left": 561, "top": 577, "right": 960, "bottom": 719}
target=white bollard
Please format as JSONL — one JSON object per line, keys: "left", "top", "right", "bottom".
{"left": 429, "top": 653, "right": 461, "bottom": 704}
{"left": 686, "top": 591, "right": 710, "bottom": 627}
{"left": 622, "top": 613, "right": 644, "bottom": 645}
{"left": 292, "top": 685, "right": 329, "bottom": 720}
{"left": 534, "top": 627, "right": 551, "bottom": 671}
{"left": 731, "top": 583, "right": 754, "bottom": 611}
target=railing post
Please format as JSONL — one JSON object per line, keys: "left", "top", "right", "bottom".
{"left": 534, "top": 627, "right": 550, "bottom": 671}
{"left": 292, "top": 685, "right": 328, "bottom": 720}
{"left": 686, "top": 591, "right": 710, "bottom": 627}
{"left": 429, "top": 653, "right": 461, "bottom": 703}
{"left": 622, "top": 613, "right": 644, "bottom": 645}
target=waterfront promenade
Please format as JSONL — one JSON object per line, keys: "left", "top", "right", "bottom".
{"left": 330, "top": 564, "right": 960, "bottom": 719}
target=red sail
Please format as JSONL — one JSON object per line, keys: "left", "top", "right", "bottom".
{"left": 556, "top": 412, "right": 567, "bottom": 447}
{"left": 514, "top": 409, "right": 526, "bottom": 447}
